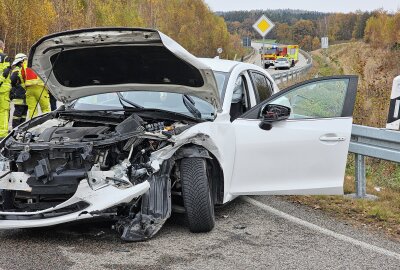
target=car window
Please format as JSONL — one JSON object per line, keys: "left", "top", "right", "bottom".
{"left": 249, "top": 71, "right": 273, "bottom": 103}
{"left": 213, "top": 71, "right": 228, "bottom": 94}
{"left": 269, "top": 79, "right": 349, "bottom": 119}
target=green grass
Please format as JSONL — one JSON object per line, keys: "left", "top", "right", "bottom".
{"left": 312, "top": 54, "right": 343, "bottom": 76}
{"left": 253, "top": 39, "right": 277, "bottom": 44}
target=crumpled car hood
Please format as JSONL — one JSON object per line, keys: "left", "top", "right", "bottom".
{"left": 28, "top": 28, "right": 221, "bottom": 110}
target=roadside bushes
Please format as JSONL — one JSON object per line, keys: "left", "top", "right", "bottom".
{"left": 364, "top": 11, "right": 400, "bottom": 50}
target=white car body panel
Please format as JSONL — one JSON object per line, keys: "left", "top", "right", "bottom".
{"left": 0, "top": 179, "right": 150, "bottom": 229}
{"left": 29, "top": 28, "right": 221, "bottom": 109}
{"left": 230, "top": 117, "right": 352, "bottom": 195}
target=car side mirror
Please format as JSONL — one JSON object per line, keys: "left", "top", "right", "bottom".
{"left": 259, "top": 104, "right": 291, "bottom": 130}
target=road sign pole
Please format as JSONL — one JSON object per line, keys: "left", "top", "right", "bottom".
{"left": 262, "top": 37, "right": 265, "bottom": 63}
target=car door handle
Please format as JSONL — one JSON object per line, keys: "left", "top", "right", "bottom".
{"left": 319, "top": 135, "right": 346, "bottom": 142}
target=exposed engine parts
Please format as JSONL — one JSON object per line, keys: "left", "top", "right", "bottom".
{"left": 0, "top": 110, "right": 194, "bottom": 241}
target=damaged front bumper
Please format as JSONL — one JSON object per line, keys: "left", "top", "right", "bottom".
{"left": 0, "top": 176, "right": 150, "bottom": 229}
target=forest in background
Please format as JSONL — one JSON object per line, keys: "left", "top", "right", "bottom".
{"left": 0, "top": 0, "right": 245, "bottom": 59}
{"left": 220, "top": 9, "right": 400, "bottom": 51}
{"left": 0, "top": 2, "right": 398, "bottom": 60}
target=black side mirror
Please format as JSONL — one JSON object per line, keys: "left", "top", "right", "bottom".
{"left": 259, "top": 104, "right": 291, "bottom": 130}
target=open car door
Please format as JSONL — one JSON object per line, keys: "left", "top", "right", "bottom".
{"left": 230, "top": 76, "right": 358, "bottom": 195}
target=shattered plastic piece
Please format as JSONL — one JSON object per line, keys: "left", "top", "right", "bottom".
{"left": 233, "top": 224, "right": 246, "bottom": 229}
{"left": 119, "top": 213, "right": 167, "bottom": 242}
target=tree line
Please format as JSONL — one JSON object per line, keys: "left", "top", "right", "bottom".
{"left": 220, "top": 9, "right": 399, "bottom": 51}
{"left": 0, "top": 0, "right": 245, "bottom": 59}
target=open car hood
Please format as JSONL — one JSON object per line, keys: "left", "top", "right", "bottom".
{"left": 28, "top": 28, "right": 221, "bottom": 109}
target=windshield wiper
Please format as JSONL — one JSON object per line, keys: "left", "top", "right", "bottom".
{"left": 182, "top": 94, "right": 201, "bottom": 119}
{"left": 117, "top": 92, "right": 143, "bottom": 109}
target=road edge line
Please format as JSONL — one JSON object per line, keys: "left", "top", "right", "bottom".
{"left": 242, "top": 196, "right": 400, "bottom": 261}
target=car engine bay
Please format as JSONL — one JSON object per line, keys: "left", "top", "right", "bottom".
{"left": 0, "top": 108, "right": 197, "bottom": 241}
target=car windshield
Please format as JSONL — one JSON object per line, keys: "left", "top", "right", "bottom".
{"left": 73, "top": 91, "right": 216, "bottom": 120}
{"left": 277, "top": 58, "right": 287, "bottom": 62}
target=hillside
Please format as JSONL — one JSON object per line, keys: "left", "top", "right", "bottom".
{"left": 311, "top": 42, "right": 400, "bottom": 127}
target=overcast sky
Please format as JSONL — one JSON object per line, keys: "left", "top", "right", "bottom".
{"left": 204, "top": 0, "right": 399, "bottom": 13}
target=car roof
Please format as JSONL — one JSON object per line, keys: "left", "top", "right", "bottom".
{"left": 199, "top": 57, "right": 280, "bottom": 95}
{"left": 198, "top": 58, "right": 240, "bottom": 72}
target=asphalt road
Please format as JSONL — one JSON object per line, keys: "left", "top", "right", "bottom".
{"left": 1, "top": 196, "right": 399, "bottom": 270}
{"left": 248, "top": 42, "right": 308, "bottom": 79}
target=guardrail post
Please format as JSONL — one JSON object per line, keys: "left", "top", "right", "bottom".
{"left": 347, "top": 153, "right": 377, "bottom": 200}
{"left": 355, "top": 153, "right": 366, "bottom": 198}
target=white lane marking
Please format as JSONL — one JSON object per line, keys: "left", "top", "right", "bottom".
{"left": 243, "top": 196, "right": 400, "bottom": 261}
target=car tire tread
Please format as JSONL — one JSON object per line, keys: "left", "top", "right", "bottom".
{"left": 180, "top": 157, "right": 215, "bottom": 233}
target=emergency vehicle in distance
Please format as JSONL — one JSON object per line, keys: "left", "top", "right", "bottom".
{"left": 260, "top": 44, "right": 299, "bottom": 69}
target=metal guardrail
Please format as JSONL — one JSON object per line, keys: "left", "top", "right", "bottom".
{"left": 271, "top": 49, "right": 313, "bottom": 84}
{"left": 349, "top": 124, "right": 400, "bottom": 198}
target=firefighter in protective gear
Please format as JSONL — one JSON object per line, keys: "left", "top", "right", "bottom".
{"left": 0, "top": 40, "right": 11, "bottom": 137}
{"left": 25, "top": 67, "right": 50, "bottom": 118}
{"left": 10, "top": 53, "right": 28, "bottom": 128}
{"left": 0, "top": 39, "right": 10, "bottom": 85}
{"left": 0, "top": 66, "right": 12, "bottom": 137}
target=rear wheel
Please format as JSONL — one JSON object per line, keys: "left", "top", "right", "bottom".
{"left": 180, "top": 158, "right": 215, "bottom": 233}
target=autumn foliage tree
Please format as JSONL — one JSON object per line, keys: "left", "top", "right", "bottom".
{"left": 221, "top": 9, "right": 381, "bottom": 51}
{"left": 364, "top": 11, "right": 400, "bottom": 49}
{"left": 0, "top": 0, "right": 245, "bottom": 59}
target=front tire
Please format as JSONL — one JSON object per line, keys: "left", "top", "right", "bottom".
{"left": 180, "top": 158, "right": 215, "bottom": 233}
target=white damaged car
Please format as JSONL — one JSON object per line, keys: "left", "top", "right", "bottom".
{"left": 0, "top": 28, "right": 358, "bottom": 241}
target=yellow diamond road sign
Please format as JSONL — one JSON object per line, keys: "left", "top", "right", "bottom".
{"left": 253, "top": 15, "right": 275, "bottom": 37}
